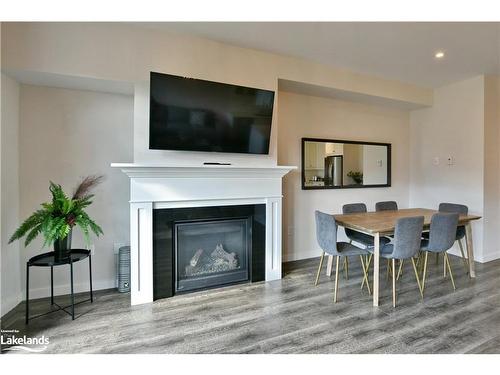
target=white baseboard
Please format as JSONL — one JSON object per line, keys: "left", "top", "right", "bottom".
{"left": 447, "top": 246, "right": 500, "bottom": 264}
{"left": 475, "top": 250, "right": 500, "bottom": 263}
{"left": 284, "top": 249, "right": 321, "bottom": 262}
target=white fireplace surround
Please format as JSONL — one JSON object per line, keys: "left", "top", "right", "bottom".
{"left": 111, "top": 163, "right": 296, "bottom": 305}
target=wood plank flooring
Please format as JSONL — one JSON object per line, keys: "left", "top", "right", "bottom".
{"left": 2, "top": 255, "right": 500, "bottom": 353}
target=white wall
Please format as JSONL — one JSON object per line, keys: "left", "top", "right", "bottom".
{"left": 18, "top": 85, "right": 133, "bottom": 299}
{"left": 278, "top": 91, "right": 410, "bottom": 261}
{"left": 1, "top": 73, "right": 22, "bottom": 316}
{"left": 409, "top": 76, "right": 485, "bottom": 260}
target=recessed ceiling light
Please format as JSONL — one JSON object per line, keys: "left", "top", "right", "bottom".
{"left": 435, "top": 51, "right": 445, "bottom": 59}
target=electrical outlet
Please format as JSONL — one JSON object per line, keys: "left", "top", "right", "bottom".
{"left": 113, "top": 242, "right": 126, "bottom": 254}
{"left": 433, "top": 157, "right": 440, "bottom": 166}
{"left": 288, "top": 226, "right": 294, "bottom": 236}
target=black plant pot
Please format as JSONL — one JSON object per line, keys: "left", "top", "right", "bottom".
{"left": 54, "top": 231, "right": 72, "bottom": 261}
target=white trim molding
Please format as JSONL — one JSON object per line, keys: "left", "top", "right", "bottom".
{"left": 112, "top": 163, "right": 296, "bottom": 305}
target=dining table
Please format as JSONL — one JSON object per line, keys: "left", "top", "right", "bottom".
{"left": 330, "top": 208, "right": 481, "bottom": 306}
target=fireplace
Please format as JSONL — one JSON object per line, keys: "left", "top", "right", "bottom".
{"left": 153, "top": 204, "right": 266, "bottom": 299}
{"left": 175, "top": 218, "right": 251, "bottom": 292}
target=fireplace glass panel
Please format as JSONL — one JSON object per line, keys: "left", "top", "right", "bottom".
{"left": 175, "top": 218, "right": 251, "bottom": 292}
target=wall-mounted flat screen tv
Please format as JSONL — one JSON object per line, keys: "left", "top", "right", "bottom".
{"left": 149, "top": 72, "right": 275, "bottom": 154}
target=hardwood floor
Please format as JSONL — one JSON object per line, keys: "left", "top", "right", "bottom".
{"left": 2, "top": 255, "right": 500, "bottom": 354}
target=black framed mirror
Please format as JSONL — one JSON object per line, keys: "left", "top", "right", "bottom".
{"left": 301, "top": 138, "right": 391, "bottom": 190}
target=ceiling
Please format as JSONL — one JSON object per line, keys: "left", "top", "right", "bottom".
{"left": 136, "top": 22, "right": 500, "bottom": 88}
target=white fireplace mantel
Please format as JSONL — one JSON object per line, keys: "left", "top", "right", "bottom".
{"left": 111, "top": 163, "right": 296, "bottom": 179}
{"left": 112, "top": 163, "right": 296, "bottom": 305}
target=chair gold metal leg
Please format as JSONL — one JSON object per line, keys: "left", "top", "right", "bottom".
{"left": 314, "top": 251, "right": 325, "bottom": 286}
{"left": 342, "top": 242, "right": 352, "bottom": 272}
{"left": 392, "top": 259, "right": 396, "bottom": 308}
{"left": 359, "top": 255, "right": 371, "bottom": 295}
{"left": 360, "top": 254, "right": 373, "bottom": 290}
{"left": 417, "top": 251, "right": 424, "bottom": 274}
{"left": 444, "top": 252, "right": 447, "bottom": 278}
{"left": 411, "top": 257, "right": 423, "bottom": 299}
{"left": 421, "top": 251, "right": 429, "bottom": 296}
{"left": 458, "top": 239, "right": 469, "bottom": 275}
{"left": 397, "top": 259, "right": 404, "bottom": 280}
{"left": 444, "top": 253, "right": 456, "bottom": 290}
{"left": 334, "top": 256, "right": 340, "bottom": 303}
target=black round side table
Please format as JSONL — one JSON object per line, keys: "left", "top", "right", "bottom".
{"left": 26, "top": 249, "right": 93, "bottom": 324}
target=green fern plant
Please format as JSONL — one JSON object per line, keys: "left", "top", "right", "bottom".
{"left": 9, "top": 176, "right": 104, "bottom": 248}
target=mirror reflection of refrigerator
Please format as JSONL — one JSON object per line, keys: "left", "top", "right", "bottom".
{"left": 324, "top": 156, "right": 343, "bottom": 187}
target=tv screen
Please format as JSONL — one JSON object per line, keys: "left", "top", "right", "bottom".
{"left": 149, "top": 72, "right": 275, "bottom": 154}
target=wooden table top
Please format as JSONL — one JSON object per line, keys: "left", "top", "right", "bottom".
{"left": 333, "top": 208, "right": 481, "bottom": 235}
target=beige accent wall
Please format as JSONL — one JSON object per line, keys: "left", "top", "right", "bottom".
{"left": 1, "top": 23, "right": 433, "bottom": 106}
{"left": 1, "top": 73, "right": 22, "bottom": 316}
{"left": 278, "top": 91, "right": 410, "bottom": 261}
{"left": 18, "top": 85, "right": 134, "bottom": 298}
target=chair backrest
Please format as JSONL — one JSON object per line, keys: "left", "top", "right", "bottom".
{"left": 439, "top": 203, "right": 468, "bottom": 215}
{"left": 342, "top": 203, "right": 367, "bottom": 240}
{"left": 375, "top": 201, "right": 398, "bottom": 212}
{"left": 438, "top": 202, "right": 468, "bottom": 239}
{"left": 342, "top": 203, "right": 367, "bottom": 214}
{"left": 427, "top": 213, "right": 459, "bottom": 251}
{"left": 392, "top": 216, "right": 424, "bottom": 259}
{"left": 315, "top": 211, "right": 338, "bottom": 255}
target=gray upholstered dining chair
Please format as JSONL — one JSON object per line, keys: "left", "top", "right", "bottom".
{"left": 342, "top": 203, "right": 391, "bottom": 248}
{"left": 314, "top": 210, "right": 372, "bottom": 302}
{"left": 375, "top": 201, "right": 400, "bottom": 274}
{"left": 342, "top": 203, "right": 390, "bottom": 281}
{"left": 375, "top": 201, "right": 398, "bottom": 212}
{"left": 440, "top": 203, "right": 469, "bottom": 273}
{"left": 422, "top": 203, "right": 469, "bottom": 274}
{"left": 420, "top": 212, "right": 460, "bottom": 295}
{"left": 379, "top": 216, "right": 425, "bottom": 307}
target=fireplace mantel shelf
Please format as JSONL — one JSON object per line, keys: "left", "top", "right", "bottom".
{"left": 111, "top": 163, "right": 297, "bottom": 178}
